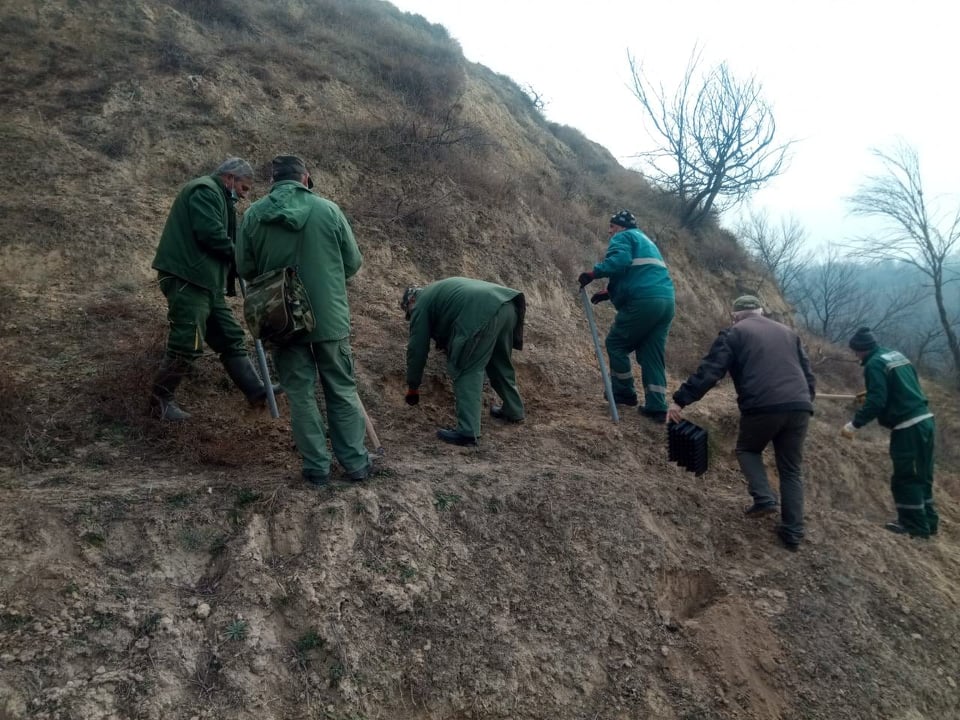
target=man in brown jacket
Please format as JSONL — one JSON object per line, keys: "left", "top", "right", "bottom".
{"left": 667, "top": 295, "right": 816, "bottom": 551}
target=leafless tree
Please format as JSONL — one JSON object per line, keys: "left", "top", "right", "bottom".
{"left": 628, "top": 48, "right": 792, "bottom": 231}
{"left": 794, "top": 245, "right": 926, "bottom": 344}
{"left": 847, "top": 140, "right": 960, "bottom": 383}
{"left": 738, "top": 210, "right": 810, "bottom": 301}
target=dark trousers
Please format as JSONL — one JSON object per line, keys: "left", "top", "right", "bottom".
{"left": 735, "top": 411, "right": 810, "bottom": 542}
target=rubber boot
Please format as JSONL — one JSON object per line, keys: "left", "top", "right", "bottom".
{"left": 222, "top": 355, "right": 283, "bottom": 406}
{"left": 150, "top": 356, "right": 192, "bottom": 421}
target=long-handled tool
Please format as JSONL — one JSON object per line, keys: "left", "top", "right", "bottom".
{"left": 359, "top": 399, "right": 385, "bottom": 456}
{"left": 237, "top": 277, "right": 280, "bottom": 419}
{"left": 580, "top": 287, "right": 619, "bottom": 423}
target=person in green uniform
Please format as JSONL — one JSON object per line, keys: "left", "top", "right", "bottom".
{"left": 842, "top": 327, "right": 938, "bottom": 538}
{"left": 237, "top": 155, "right": 371, "bottom": 487}
{"left": 150, "top": 157, "right": 277, "bottom": 421}
{"left": 401, "top": 277, "right": 526, "bottom": 446}
{"left": 578, "top": 210, "right": 675, "bottom": 422}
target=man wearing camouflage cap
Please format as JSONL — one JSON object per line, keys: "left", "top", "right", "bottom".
{"left": 578, "top": 210, "right": 675, "bottom": 422}
{"left": 150, "top": 157, "right": 278, "bottom": 421}
{"left": 667, "top": 295, "right": 816, "bottom": 552}
{"left": 237, "top": 155, "right": 372, "bottom": 487}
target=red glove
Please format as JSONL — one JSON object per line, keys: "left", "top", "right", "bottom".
{"left": 405, "top": 388, "right": 420, "bottom": 406}
{"left": 590, "top": 290, "right": 609, "bottom": 304}
{"left": 578, "top": 271, "right": 595, "bottom": 288}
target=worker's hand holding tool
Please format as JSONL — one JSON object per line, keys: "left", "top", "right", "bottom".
{"left": 590, "top": 290, "right": 609, "bottom": 305}
{"left": 840, "top": 421, "right": 856, "bottom": 440}
{"left": 578, "top": 271, "right": 595, "bottom": 288}
{"left": 405, "top": 387, "right": 420, "bottom": 406}
{"left": 856, "top": 390, "right": 867, "bottom": 406}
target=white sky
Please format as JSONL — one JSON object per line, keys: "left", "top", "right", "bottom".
{"left": 390, "top": 0, "right": 959, "bottom": 249}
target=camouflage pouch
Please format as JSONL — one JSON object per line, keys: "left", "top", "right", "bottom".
{"left": 243, "top": 266, "right": 315, "bottom": 345}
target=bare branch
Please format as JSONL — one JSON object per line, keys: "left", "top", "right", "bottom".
{"left": 846, "top": 139, "right": 960, "bottom": 384}
{"left": 628, "top": 49, "right": 792, "bottom": 231}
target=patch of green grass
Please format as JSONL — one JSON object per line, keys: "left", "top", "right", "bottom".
{"left": 178, "top": 525, "right": 226, "bottom": 554}
{"left": 233, "top": 488, "right": 262, "bottom": 507}
{"left": 433, "top": 491, "right": 461, "bottom": 511}
{"left": 136, "top": 612, "right": 161, "bottom": 637}
{"left": 486, "top": 497, "right": 502, "bottom": 514}
{"left": 82, "top": 531, "right": 106, "bottom": 548}
{"left": 166, "top": 492, "right": 192, "bottom": 508}
{"left": 225, "top": 619, "right": 248, "bottom": 642}
{"left": 294, "top": 629, "right": 323, "bottom": 666}
{"left": 0, "top": 611, "right": 32, "bottom": 631}
{"left": 399, "top": 564, "right": 416, "bottom": 582}
{"left": 61, "top": 581, "right": 81, "bottom": 596}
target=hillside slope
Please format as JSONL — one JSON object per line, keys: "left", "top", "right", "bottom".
{"left": 1, "top": 1, "right": 958, "bottom": 719}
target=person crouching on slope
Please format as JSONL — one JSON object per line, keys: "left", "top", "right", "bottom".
{"left": 578, "top": 210, "right": 675, "bottom": 423}
{"left": 401, "top": 277, "right": 526, "bottom": 446}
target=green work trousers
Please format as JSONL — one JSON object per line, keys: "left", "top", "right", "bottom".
{"left": 605, "top": 297, "right": 674, "bottom": 412}
{"left": 272, "top": 339, "right": 369, "bottom": 477}
{"left": 451, "top": 301, "right": 524, "bottom": 439}
{"left": 159, "top": 273, "right": 246, "bottom": 362}
{"left": 889, "top": 417, "right": 938, "bottom": 537}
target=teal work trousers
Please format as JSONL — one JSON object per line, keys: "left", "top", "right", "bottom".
{"left": 889, "top": 417, "right": 938, "bottom": 536}
{"left": 605, "top": 297, "right": 674, "bottom": 412}
{"left": 272, "top": 339, "right": 369, "bottom": 477}
{"left": 451, "top": 302, "right": 524, "bottom": 439}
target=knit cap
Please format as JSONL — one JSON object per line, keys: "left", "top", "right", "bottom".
{"left": 849, "top": 326, "right": 878, "bottom": 352}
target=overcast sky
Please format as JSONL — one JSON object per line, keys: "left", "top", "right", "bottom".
{"left": 390, "top": 0, "right": 958, "bottom": 250}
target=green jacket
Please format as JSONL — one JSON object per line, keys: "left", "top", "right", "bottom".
{"left": 152, "top": 175, "right": 235, "bottom": 292}
{"left": 406, "top": 277, "right": 525, "bottom": 387}
{"left": 593, "top": 228, "right": 674, "bottom": 310}
{"left": 236, "top": 180, "right": 362, "bottom": 343}
{"left": 853, "top": 346, "right": 929, "bottom": 429}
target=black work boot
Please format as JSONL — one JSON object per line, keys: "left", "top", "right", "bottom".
{"left": 436, "top": 428, "right": 478, "bottom": 446}
{"left": 222, "top": 355, "right": 283, "bottom": 406}
{"left": 150, "top": 356, "right": 192, "bottom": 422}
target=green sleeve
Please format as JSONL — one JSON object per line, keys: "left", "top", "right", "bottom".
{"left": 593, "top": 233, "right": 633, "bottom": 277}
{"left": 853, "top": 362, "right": 887, "bottom": 428}
{"left": 405, "top": 308, "right": 431, "bottom": 389}
{"left": 235, "top": 212, "right": 257, "bottom": 281}
{"left": 338, "top": 214, "right": 363, "bottom": 280}
{"left": 189, "top": 185, "right": 233, "bottom": 260}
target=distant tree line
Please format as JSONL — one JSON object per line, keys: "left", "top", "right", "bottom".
{"left": 741, "top": 141, "right": 960, "bottom": 386}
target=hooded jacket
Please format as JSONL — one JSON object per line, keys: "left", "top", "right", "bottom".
{"left": 236, "top": 180, "right": 362, "bottom": 342}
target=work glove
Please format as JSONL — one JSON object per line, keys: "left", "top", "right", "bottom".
{"left": 590, "top": 290, "right": 609, "bottom": 305}
{"left": 856, "top": 390, "right": 867, "bottom": 406}
{"left": 578, "top": 271, "right": 595, "bottom": 288}
{"left": 405, "top": 388, "right": 420, "bottom": 406}
{"left": 840, "top": 421, "right": 856, "bottom": 440}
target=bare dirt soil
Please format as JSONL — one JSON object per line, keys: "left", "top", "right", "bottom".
{"left": 1, "top": 1, "right": 959, "bottom": 718}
